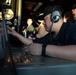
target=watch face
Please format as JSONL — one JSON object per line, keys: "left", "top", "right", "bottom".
{"left": 4, "top": 9, "right": 14, "bottom": 20}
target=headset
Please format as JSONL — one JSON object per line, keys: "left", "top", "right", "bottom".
{"left": 51, "top": 6, "right": 63, "bottom": 23}
{"left": 49, "top": 6, "right": 63, "bottom": 44}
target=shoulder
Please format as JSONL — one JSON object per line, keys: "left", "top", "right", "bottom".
{"left": 63, "top": 22, "right": 76, "bottom": 36}
{"left": 63, "top": 22, "right": 76, "bottom": 30}
{"left": 31, "top": 25, "right": 34, "bottom": 27}
{"left": 60, "top": 22, "right": 76, "bottom": 35}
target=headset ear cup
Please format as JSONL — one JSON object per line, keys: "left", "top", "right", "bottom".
{"left": 51, "top": 10, "right": 61, "bottom": 22}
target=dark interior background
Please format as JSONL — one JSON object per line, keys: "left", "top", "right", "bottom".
{"left": 21, "top": 0, "right": 76, "bottom": 21}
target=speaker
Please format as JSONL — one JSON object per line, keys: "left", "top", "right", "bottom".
{"left": 51, "top": 6, "right": 63, "bottom": 23}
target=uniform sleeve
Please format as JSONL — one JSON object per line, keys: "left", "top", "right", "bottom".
{"left": 33, "top": 33, "right": 50, "bottom": 44}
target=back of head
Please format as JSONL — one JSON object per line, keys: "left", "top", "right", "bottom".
{"left": 43, "top": 5, "right": 63, "bottom": 23}
{"left": 27, "top": 18, "right": 33, "bottom": 25}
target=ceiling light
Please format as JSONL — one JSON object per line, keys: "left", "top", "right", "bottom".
{"left": 39, "top": 13, "right": 43, "bottom": 16}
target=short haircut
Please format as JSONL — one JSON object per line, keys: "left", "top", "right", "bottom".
{"left": 43, "top": 5, "right": 64, "bottom": 17}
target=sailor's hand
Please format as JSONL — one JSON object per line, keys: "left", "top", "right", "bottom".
{"left": 7, "top": 26, "right": 18, "bottom": 36}
{"left": 28, "top": 43, "right": 42, "bottom": 55}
